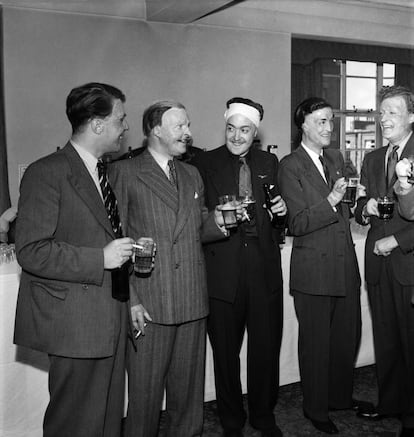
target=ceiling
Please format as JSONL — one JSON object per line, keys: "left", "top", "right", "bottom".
{"left": 1, "top": 0, "right": 414, "bottom": 22}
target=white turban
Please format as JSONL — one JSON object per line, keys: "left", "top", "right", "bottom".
{"left": 224, "top": 103, "right": 261, "bottom": 128}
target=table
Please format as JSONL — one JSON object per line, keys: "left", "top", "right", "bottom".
{"left": 0, "top": 234, "right": 374, "bottom": 437}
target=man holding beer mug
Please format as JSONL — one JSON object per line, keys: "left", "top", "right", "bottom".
{"left": 354, "top": 85, "right": 414, "bottom": 437}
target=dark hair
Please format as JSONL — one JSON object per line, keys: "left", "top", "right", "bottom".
{"left": 294, "top": 97, "right": 332, "bottom": 130}
{"left": 379, "top": 85, "right": 414, "bottom": 113}
{"left": 142, "top": 100, "right": 186, "bottom": 137}
{"left": 226, "top": 97, "right": 264, "bottom": 121}
{"left": 66, "top": 82, "right": 125, "bottom": 134}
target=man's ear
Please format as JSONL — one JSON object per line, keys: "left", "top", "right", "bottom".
{"left": 91, "top": 119, "right": 104, "bottom": 134}
{"left": 153, "top": 125, "right": 161, "bottom": 138}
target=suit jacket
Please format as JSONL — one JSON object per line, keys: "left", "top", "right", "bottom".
{"left": 278, "top": 146, "right": 360, "bottom": 296}
{"left": 192, "top": 145, "right": 283, "bottom": 303}
{"left": 14, "top": 143, "right": 124, "bottom": 358}
{"left": 110, "top": 148, "right": 224, "bottom": 325}
{"left": 394, "top": 181, "right": 414, "bottom": 221}
{"left": 354, "top": 137, "right": 414, "bottom": 286}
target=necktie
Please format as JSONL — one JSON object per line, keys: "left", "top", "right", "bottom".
{"left": 386, "top": 145, "right": 399, "bottom": 189}
{"left": 97, "top": 160, "right": 129, "bottom": 302}
{"left": 168, "top": 159, "right": 178, "bottom": 189}
{"left": 97, "top": 160, "right": 122, "bottom": 237}
{"left": 319, "top": 155, "right": 331, "bottom": 188}
{"left": 239, "top": 156, "right": 252, "bottom": 197}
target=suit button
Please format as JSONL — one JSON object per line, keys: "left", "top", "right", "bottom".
{"left": 82, "top": 284, "right": 88, "bottom": 290}
{"left": 175, "top": 263, "right": 180, "bottom": 269}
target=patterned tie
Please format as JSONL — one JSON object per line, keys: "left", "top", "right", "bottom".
{"left": 97, "top": 160, "right": 129, "bottom": 302}
{"left": 319, "top": 155, "right": 331, "bottom": 188}
{"left": 386, "top": 145, "right": 399, "bottom": 189}
{"left": 168, "top": 159, "right": 178, "bottom": 189}
{"left": 97, "top": 160, "right": 123, "bottom": 237}
{"left": 239, "top": 156, "right": 252, "bottom": 197}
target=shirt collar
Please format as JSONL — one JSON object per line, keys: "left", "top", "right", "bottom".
{"left": 301, "top": 142, "right": 324, "bottom": 161}
{"left": 147, "top": 146, "right": 171, "bottom": 172}
{"left": 70, "top": 140, "right": 99, "bottom": 173}
{"left": 388, "top": 131, "right": 412, "bottom": 157}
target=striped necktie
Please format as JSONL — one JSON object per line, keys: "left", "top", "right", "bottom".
{"left": 97, "top": 160, "right": 122, "bottom": 237}
{"left": 168, "top": 159, "right": 178, "bottom": 189}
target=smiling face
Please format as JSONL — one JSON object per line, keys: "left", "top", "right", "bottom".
{"left": 301, "top": 106, "right": 334, "bottom": 153}
{"left": 155, "top": 107, "right": 192, "bottom": 158}
{"left": 379, "top": 95, "right": 414, "bottom": 145}
{"left": 225, "top": 113, "right": 257, "bottom": 156}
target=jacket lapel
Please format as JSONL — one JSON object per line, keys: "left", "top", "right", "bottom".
{"left": 173, "top": 161, "right": 196, "bottom": 241}
{"left": 205, "top": 147, "right": 238, "bottom": 196}
{"left": 136, "top": 149, "right": 179, "bottom": 213}
{"left": 296, "top": 146, "right": 331, "bottom": 195}
{"left": 63, "top": 143, "right": 114, "bottom": 237}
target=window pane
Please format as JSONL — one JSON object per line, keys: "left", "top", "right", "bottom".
{"left": 383, "top": 63, "right": 395, "bottom": 78}
{"left": 344, "top": 115, "right": 376, "bottom": 175}
{"left": 346, "top": 78, "right": 376, "bottom": 110}
{"left": 346, "top": 60, "right": 376, "bottom": 77}
{"left": 383, "top": 78, "right": 395, "bottom": 87}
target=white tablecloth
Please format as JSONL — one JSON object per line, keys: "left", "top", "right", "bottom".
{"left": 0, "top": 235, "right": 374, "bottom": 437}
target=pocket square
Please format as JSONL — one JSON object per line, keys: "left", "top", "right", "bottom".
{"left": 194, "top": 192, "right": 199, "bottom": 199}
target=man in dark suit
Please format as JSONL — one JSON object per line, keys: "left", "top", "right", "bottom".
{"left": 192, "top": 97, "right": 287, "bottom": 437}
{"left": 14, "top": 82, "right": 135, "bottom": 437}
{"left": 354, "top": 85, "right": 414, "bottom": 437}
{"left": 278, "top": 97, "right": 362, "bottom": 435}
{"left": 111, "top": 100, "right": 229, "bottom": 437}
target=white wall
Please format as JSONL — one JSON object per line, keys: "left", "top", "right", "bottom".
{"left": 4, "top": 1, "right": 414, "bottom": 205}
{"left": 4, "top": 7, "right": 290, "bottom": 204}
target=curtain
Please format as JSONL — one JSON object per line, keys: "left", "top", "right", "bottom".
{"left": 0, "top": 6, "right": 10, "bottom": 216}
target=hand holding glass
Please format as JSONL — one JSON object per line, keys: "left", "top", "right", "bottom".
{"left": 238, "top": 192, "right": 256, "bottom": 222}
{"left": 132, "top": 237, "right": 155, "bottom": 274}
{"left": 377, "top": 196, "right": 394, "bottom": 220}
{"left": 342, "top": 177, "right": 359, "bottom": 206}
{"left": 218, "top": 195, "right": 239, "bottom": 229}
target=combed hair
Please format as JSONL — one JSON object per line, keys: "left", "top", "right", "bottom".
{"left": 294, "top": 97, "right": 332, "bottom": 130}
{"left": 66, "top": 82, "right": 125, "bottom": 134}
{"left": 379, "top": 85, "right": 414, "bottom": 113}
{"left": 142, "top": 100, "right": 186, "bottom": 137}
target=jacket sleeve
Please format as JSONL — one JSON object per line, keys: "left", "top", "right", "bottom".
{"left": 278, "top": 156, "right": 339, "bottom": 237}
{"left": 15, "top": 160, "right": 104, "bottom": 284}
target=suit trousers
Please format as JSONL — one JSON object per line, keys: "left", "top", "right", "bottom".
{"left": 43, "top": 302, "right": 128, "bottom": 437}
{"left": 207, "top": 239, "right": 283, "bottom": 432}
{"left": 125, "top": 318, "right": 207, "bottom": 437}
{"left": 293, "top": 288, "right": 361, "bottom": 422}
{"left": 368, "top": 257, "right": 414, "bottom": 427}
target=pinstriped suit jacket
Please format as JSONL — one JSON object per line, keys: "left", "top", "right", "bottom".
{"left": 110, "top": 149, "right": 224, "bottom": 324}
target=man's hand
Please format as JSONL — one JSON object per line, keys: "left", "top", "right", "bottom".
{"left": 327, "top": 177, "right": 347, "bottom": 206}
{"left": 395, "top": 158, "right": 413, "bottom": 188}
{"left": 103, "top": 237, "right": 134, "bottom": 269}
{"left": 131, "top": 304, "right": 152, "bottom": 334}
{"left": 266, "top": 194, "right": 287, "bottom": 216}
{"left": 373, "top": 235, "right": 398, "bottom": 257}
{"left": 365, "top": 197, "right": 379, "bottom": 217}
{"left": 0, "top": 206, "right": 18, "bottom": 233}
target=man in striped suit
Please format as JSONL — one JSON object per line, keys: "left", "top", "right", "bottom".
{"left": 111, "top": 101, "right": 230, "bottom": 437}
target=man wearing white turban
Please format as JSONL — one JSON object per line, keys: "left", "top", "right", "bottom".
{"left": 193, "top": 97, "right": 287, "bottom": 437}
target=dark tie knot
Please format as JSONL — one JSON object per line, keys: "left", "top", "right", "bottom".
{"left": 97, "top": 159, "right": 107, "bottom": 177}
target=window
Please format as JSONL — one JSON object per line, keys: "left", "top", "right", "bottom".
{"left": 321, "top": 59, "right": 395, "bottom": 176}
